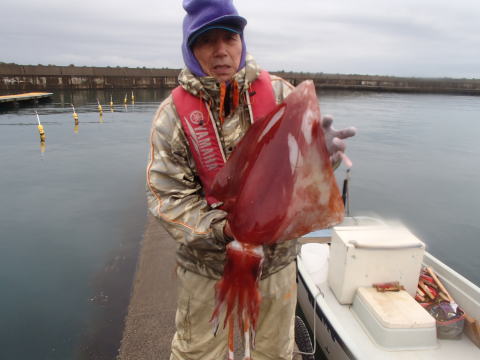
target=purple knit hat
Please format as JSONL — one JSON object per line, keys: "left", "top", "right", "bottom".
{"left": 182, "top": 0, "right": 247, "bottom": 77}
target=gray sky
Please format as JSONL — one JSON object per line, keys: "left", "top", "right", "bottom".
{"left": 2, "top": 0, "right": 479, "bottom": 78}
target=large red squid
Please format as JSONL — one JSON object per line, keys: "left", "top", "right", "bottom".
{"left": 211, "top": 80, "right": 345, "bottom": 358}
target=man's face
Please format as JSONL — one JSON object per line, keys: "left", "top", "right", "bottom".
{"left": 192, "top": 28, "right": 242, "bottom": 82}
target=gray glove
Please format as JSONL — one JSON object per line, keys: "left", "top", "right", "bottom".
{"left": 321, "top": 115, "right": 356, "bottom": 168}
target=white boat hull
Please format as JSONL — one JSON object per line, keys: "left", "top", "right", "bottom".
{"left": 296, "top": 217, "right": 480, "bottom": 360}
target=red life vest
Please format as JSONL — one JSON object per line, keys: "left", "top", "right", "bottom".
{"left": 172, "top": 70, "right": 276, "bottom": 206}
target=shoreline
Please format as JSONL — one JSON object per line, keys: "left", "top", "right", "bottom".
{"left": 117, "top": 213, "right": 178, "bottom": 359}
{"left": 2, "top": 63, "right": 480, "bottom": 95}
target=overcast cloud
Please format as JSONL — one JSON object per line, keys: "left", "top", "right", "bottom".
{"left": 1, "top": 0, "right": 479, "bottom": 78}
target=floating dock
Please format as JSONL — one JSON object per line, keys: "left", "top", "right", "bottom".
{"left": 0, "top": 92, "right": 53, "bottom": 104}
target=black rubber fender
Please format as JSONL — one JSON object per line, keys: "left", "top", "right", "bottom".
{"left": 295, "top": 315, "right": 315, "bottom": 360}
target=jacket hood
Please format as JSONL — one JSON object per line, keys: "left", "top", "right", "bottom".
{"left": 181, "top": 0, "right": 247, "bottom": 77}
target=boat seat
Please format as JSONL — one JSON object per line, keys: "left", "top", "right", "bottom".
{"left": 352, "top": 287, "right": 438, "bottom": 350}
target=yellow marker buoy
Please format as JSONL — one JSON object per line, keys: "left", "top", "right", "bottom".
{"left": 38, "top": 124, "right": 46, "bottom": 142}
{"left": 131, "top": 90, "right": 135, "bottom": 105}
{"left": 35, "top": 111, "right": 46, "bottom": 142}
{"left": 97, "top": 99, "right": 103, "bottom": 115}
{"left": 124, "top": 93, "right": 128, "bottom": 104}
{"left": 110, "top": 95, "right": 114, "bottom": 112}
{"left": 72, "top": 104, "right": 79, "bottom": 125}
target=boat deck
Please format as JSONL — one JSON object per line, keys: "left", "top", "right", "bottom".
{"left": 297, "top": 244, "right": 480, "bottom": 360}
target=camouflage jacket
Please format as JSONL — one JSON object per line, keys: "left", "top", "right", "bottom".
{"left": 146, "top": 55, "right": 298, "bottom": 280}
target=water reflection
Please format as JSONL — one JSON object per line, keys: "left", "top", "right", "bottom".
{"left": 1, "top": 88, "right": 478, "bottom": 359}
{"left": 0, "top": 87, "right": 168, "bottom": 359}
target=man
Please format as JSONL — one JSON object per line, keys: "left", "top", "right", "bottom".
{"left": 146, "top": 1, "right": 355, "bottom": 359}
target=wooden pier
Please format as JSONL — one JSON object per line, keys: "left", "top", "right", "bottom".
{"left": 0, "top": 92, "right": 53, "bottom": 104}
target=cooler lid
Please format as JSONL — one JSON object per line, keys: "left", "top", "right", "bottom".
{"left": 356, "top": 287, "right": 435, "bottom": 329}
{"left": 334, "top": 225, "right": 425, "bottom": 250}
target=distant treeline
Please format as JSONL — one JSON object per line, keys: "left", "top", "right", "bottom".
{"left": 1, "top": 62, "right": 480, "bottom": 95}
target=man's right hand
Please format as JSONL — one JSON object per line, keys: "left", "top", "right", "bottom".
{"left": 321, "top": 115, "right": 356, "bottom": 167}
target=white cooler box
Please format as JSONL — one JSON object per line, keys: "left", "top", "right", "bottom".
{"left": 328, "top": 223, "right": 425, "bottom": 304}
{"left": 352, "top": 287, "right": 437, "bottom": 350}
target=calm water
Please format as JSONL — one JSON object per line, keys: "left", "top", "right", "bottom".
{"left": 0, "top": 89, "right": 169, "bottom": 359}
{"left": 320, "top": 90, "right": 480, "bottom": 287}
{"left": 0, "top": 88, "right": 479, "bottom": 359}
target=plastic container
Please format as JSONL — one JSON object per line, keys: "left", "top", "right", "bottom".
{"left": 328, "top": 224, "right": 425, "bottom": 304}
{"left": 300, "top": 243, "right": 330, "bottom": 286}
{"left": 352, "top": 287, "right": 437, "bottom": 350}
{"left": 426, "top": 302, "right": 465, "bottom": 339}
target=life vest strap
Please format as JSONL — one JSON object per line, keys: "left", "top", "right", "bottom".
{"left": 173, "top": 70, "right": 276, "bottom": 206}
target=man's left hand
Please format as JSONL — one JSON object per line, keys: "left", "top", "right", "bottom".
{"left": 321, "top": 115, "right": 356, "bottom": 167}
